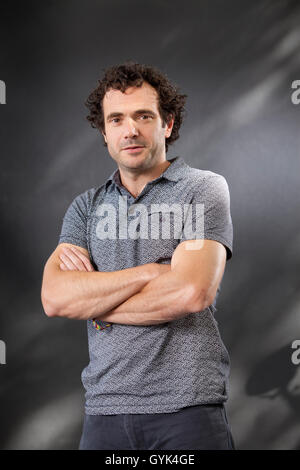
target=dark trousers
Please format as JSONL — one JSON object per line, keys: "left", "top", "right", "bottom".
{"left": 79, "top": 403, "right": 236, "bottom": 450}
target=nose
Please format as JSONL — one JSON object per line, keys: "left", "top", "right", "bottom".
{"left": 123, "top": 118, "right": 139, "bottom": 138}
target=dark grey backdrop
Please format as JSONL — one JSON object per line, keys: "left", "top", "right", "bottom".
{"left": 0, "top": 0, "right": 300, "bottom": 450}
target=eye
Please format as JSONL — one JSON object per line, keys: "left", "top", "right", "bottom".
{"left": 112, "top": 118, "right": 120, "bottom": 123}
{"left": 140, "top": 115, "right": 152, "bottom": 120}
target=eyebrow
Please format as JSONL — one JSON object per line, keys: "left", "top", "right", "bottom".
{"left": 106, "top": 109, "right": 157, "bottom": 122}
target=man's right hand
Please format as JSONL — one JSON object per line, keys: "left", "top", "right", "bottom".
{"left": 42, "top": 243, "right": 173, "bottom": 320}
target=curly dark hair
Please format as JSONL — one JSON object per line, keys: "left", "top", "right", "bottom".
{"left": 85, "top": 61, "right": 187, "bottom": 153}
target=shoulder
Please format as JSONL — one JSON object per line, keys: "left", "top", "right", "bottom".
{"left": 182, "top": 165, "right": 230, "bottom": 196}
{"left": 74, "top": 183, "right": 107, "bottom": 209}
{"left": 63, "top": 183, "right": 107, "bottom": 221}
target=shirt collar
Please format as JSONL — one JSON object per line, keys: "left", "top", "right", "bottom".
{"left": 105, "top": 156, "right": 188, "bottom": 190}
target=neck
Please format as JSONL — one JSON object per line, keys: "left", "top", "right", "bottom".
{"left": 118, "top": 159, "right": 171, "bottom": 198}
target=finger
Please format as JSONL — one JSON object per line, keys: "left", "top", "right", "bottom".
{"left": 60, "top": 248, "right": 88, "bottom": 271}
{"left": 68, "top": 246, "right": 95, "bottom": 272}
{"left": 59, "top": 262, "right": 68, "bottom": 271}
{"left": 60, "top": 259, "right": 83, "bottom": 271}
{"left": 68, "top": 246, "right": 94, "bottom": 271}
{"left": 59, "top": 252, "right": 79, "bottom": 270}
{"left": 59, "top": 252, "right": 89, "bottom": 272}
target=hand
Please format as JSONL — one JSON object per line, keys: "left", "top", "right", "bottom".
{"left": 59, "top": 246, "right": 95, "bottom": 272}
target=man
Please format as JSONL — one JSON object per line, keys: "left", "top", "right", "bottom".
{"left": 41, "top": 61, "right": 235, "bottom": 450}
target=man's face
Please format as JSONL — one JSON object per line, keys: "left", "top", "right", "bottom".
{"left": 101, "top": 81, "right": 174, "bottom": 171}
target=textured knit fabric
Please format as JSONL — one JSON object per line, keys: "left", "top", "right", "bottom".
{"left": 58, "top": 156, "right": 233, "bottom": 415}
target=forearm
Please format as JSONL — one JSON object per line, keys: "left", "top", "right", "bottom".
{"left": 95, "top": 270, "right": 197, "bottom": 326}
{"left": 43, "top": 263, "right": 158, "bottom": 320}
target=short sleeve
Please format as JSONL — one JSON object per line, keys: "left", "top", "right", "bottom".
{"left": 181, "top": 175, "right": 233, "bottom": 260}
{"left": 58, "top": 189, "right": 93, "bottom": 251}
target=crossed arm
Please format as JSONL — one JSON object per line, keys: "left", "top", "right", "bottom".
{"left": 41, "top": 239, "right": 227, "bottom": 325}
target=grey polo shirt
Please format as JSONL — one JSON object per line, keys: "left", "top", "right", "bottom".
{"left": 58, "top": 155, "right": 233, "bottom": 415}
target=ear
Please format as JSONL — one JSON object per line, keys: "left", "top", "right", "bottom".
{"left": 101, "top": 130, "right": 107, "bottom": 144}
{"left": 165, "top": 114, "right": 174, "bottom": 139}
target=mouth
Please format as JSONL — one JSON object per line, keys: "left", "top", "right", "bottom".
{"left": 122, "top": 145, "right": 145, "bottom": 154}
{"left": 123, "top": 145, "right": 145, "bottom": 150}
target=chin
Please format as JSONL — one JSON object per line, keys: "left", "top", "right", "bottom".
{"left": 121, "top": 153, "right": 148, "bottom": 164}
